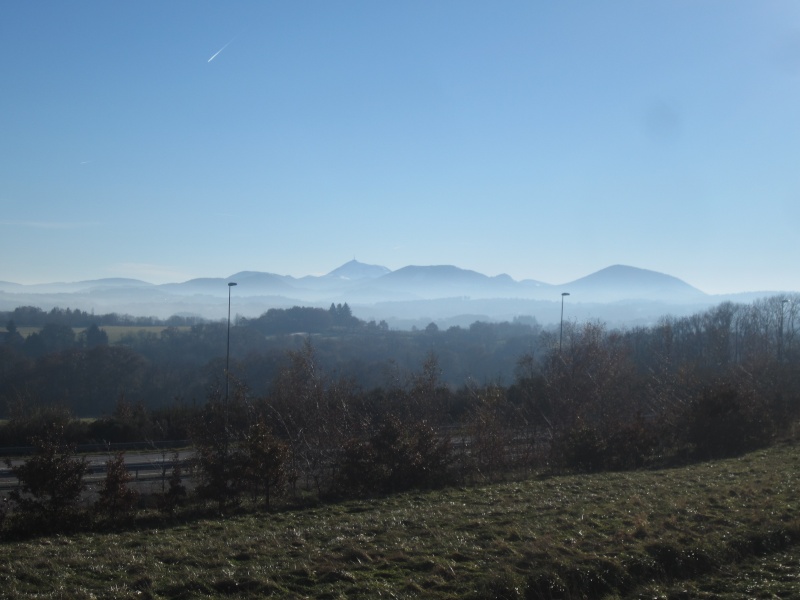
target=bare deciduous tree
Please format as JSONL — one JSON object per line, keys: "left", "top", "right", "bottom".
{"left": 95, "top": 451, "right": 138, "bottom": 521}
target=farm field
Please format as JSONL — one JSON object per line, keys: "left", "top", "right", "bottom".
{"left": 15, "top": 327, "right": 45, "bottom": 339}
{"left": 94, "top": 326, "right": 189, "bottom": 344}
{"left": 1, "top": 443, "right": 799, "bottom": 599}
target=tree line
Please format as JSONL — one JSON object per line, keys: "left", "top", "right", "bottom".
{"left": 1, "top": 304, "right": 542, "bottom": 417}
{"left": 0, "top": 306, "right": 203, "bottom": 329}
{"left": 1, "top": 296, "right": 798, "bottom": 422}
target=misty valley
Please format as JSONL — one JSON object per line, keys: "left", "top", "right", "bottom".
{"left": 1, "top": 291, "right": 799, "bottom": 598}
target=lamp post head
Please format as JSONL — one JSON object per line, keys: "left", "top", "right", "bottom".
{"left": 561, "top": 292, "right": 570, "bottom": 297}
{"left": 228, "top": 282, "right": 237, "bottom": 288}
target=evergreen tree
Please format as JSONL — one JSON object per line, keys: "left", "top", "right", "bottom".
{"left": 5, "top": 424, "right": 88, "bottom": 530}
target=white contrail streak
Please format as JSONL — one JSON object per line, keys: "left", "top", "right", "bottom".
{"left": 208, "top": 37, "right": 235, "bottom": 63}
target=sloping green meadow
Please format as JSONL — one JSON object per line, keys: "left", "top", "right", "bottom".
{"left": 2, "top": 443, "right": 800, "bottom": 599}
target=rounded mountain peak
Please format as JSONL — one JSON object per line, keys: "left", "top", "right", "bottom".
{"left": 325, "top": 260, "right": 391, "bottom": 281}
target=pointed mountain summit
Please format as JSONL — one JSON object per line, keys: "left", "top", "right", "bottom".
{"left": 326, "top": 260, "right": 391, "bottom": 280}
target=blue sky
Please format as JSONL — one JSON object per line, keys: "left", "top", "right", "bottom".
{"left": 1, "top": 1, "right": 799, "bottom": 294}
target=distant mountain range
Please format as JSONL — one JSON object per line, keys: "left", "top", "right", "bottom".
{"left": 0, "top": 261, "right": 786, "bottom": 328}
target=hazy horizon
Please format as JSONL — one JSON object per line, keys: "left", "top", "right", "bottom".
{"left": 2, "top": 259, "right": 797, "bottom": 299}
{"left": 2, "top": 2, "right": 798, "bottom": 294}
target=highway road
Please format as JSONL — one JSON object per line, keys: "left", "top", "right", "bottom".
{"left": 0, "top": 449, "right": 192, "bottom": 489}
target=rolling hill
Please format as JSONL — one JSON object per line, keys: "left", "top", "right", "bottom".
{"left": 0, "top": 261, "right": 782, "bottom": 327}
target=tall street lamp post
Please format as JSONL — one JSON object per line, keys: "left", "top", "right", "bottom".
{"left": 560, "top": 292, "right": 570, "bottom": 352}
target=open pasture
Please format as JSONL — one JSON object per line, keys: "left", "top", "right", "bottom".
{"left": 93, "top": 326, "right": 189, "bottom": 344}
{"left": 2, "top": 443, "right": 799, "bottom": 599}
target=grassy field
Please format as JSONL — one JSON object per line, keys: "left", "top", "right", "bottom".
{"left": 96, "top": 325, "right": 189, "bottom": 344}
{"left": 2, "top": 443, "right": 799, "bottom": 599}
{"left": 15, "top": 327, "right": 43, "bottom": 339}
